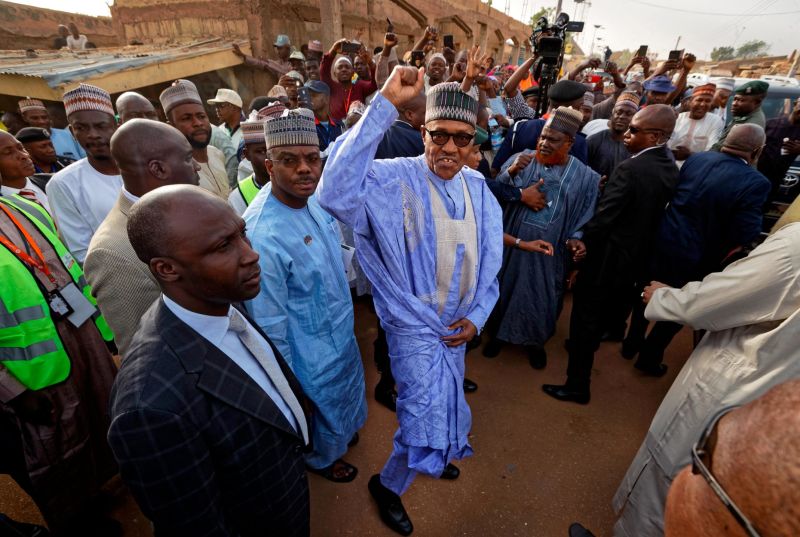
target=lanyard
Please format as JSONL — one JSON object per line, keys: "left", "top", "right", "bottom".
{"left": 344, "top": 86, "right": 354, "bottom": 116}
{"left": 0, "top": 203, "right": 56, "bottom": 284}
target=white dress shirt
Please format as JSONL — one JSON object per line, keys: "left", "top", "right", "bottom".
{"left": 162, "top": 295, "right": 299, "bottom": 432}
{"left": 1, "top": 178, "right": 51, "bottom": 214}
{"left": 46, "top": 159, "right": 123, "bottom": 262}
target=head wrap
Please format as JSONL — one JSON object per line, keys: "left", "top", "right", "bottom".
{"left": 713, "top": 77, "right": 735, "bottom": 92}
{"left": 241, "top": 119, "right": 267, "bottom": 145}
{"left": 427, "top": 53, "right": 447, "bottom": 67}
{"left": 614, "top": 92, "right": 641, "bottom": 112}
{"left": 547, "top": 80, "right": 587, "bottom": 103}
{"left": 257, "top": 101, "right": 287, "bottom": 120}
{"left": 643, "top": 75, "right": 676, "bottom": 93}
{"left": 207, "top": 88, "right": 243, "bottom": 108}
{"left": 425, "top": 82, "right": 479, "bottom": 126}
{"left": 263, "top": 108, "right": 318, "bottom": 149}
{"left": 582, "top": 92, "right": 595, "bottom": 110}
{"left": 159, "top": 79, "right": 202, "bottom": 115}
{"left": 63, "top": 83, "right": 114, "bottom": 117}
{"left": 735, "top": 80, "right": 769, "bottom": 96}
{"left": 334, "top": 56, "right": 353, "bottom": 67}
{"left": 692, "top": 83, "right": 716, "bottom": 97}
{"left": 473, "top": 126, "right": 489, "bottom": 146}
{"left": 18, "top": 98, "right": 46, "bottom": 114}
{"left": 15, "top": 127, "right": 51, "bottom": 143}
{"left": 544, "top": 106, "right": 583, "bottom": 138}
{"left": 267, "top": 85, "right": 288, "bottom": 98}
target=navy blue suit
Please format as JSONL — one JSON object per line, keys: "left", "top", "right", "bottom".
{"left": 492, "top": 118, "right": 589, "bottom": 172}
{"left": 316, "top": 118, "right": 344, "bottom": 152}
{"left": 374, "top": 120, "right": 425, "bottom": 159}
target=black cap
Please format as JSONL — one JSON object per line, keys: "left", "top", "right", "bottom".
{"left": 15, "top": 127, "right": 51, "bottom": 143}
{"left": 547, "top": 80, "right": 587, "bottom": 104}
{"left": 522, "top": 86, "right": 541, "bottom": 98}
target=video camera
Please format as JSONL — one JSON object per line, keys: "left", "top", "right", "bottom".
{"left": 529, "top": 13, "right": 584, "bottom": 116}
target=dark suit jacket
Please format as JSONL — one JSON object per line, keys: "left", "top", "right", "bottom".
{"left": 580, "top": 145, "right": 680, "bottom": 289}
{"left": 374, "top": 120, "right": 425, "bottom": 160}
{"left": 108, "top": 299, "right": 310, "bottom": 537}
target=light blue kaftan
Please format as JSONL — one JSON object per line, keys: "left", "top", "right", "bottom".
{"left": 318, "top": 93, "right": 503, "bottom": 495}
{"left": 243, "top": 190, "right": 367, "bottom": 470}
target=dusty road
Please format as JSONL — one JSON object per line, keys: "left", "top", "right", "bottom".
{"left": 1, "top": 295, "right": 691, "bottom": 536}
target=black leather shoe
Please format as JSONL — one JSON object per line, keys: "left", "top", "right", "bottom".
{"left": 542, "top": 384, "right": 590, "bottom": 405}
{"left": 463, "top": 378, "right": 478, "bottom": 393}
{"left": 569, "top": 522, "right": 597, "bottom": 537}
{"left": 482, "top": 338, "right": 503, "bottom": 358}
{"left": 634, "top": 361, "right": 668, "bottom": 377}
{"left": 621, "top": 339, "right": 641, "bottom": 360}
{"left": 525, "top": 345, "right": 547, "bottom": 369}
{"left": 440, "top": 463, "right": 460, "bottom": 480}
{"left": 600, "top": 329, "right": 625, "bottom": 342}
{"left": 368, "top": 474, "right": 413, "bottom": 536}
{"left": 374, "top": 385, "right": 397, "bottom": 412}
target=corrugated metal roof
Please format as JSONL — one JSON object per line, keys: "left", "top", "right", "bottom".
{"left": 0, "top": 39, "right": 242, "bottom": 89}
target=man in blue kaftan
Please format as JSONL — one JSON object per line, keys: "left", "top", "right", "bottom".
{"left": 319, "top": 72, "right": 502, "bottom": 535}
{"left": 486, "top": 107, "right": 599, "bottom": 368}
{"left": 244, "top": 108, "right": 366, "bottom": 483}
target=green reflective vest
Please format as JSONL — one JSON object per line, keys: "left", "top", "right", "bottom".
{"left": 237, "top": 174, "right": 261, "bottom": 206}
{"left": 0, "top": 197, "right": 113, "bottom": 390}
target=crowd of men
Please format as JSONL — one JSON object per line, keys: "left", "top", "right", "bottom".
{"left": 0, "top": 26, "right": 799, "bottom": 537}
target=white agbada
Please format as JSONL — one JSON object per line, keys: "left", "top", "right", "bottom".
{"left": 667, "top": 112, "right": 724, "bottom": 166}
{"left": 46, "top": 158, "right": 123, "bottom": 262}
{"left": 612, "top": 222, "right": 800, "bottom": 537}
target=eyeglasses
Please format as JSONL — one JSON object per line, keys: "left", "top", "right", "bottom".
{"left": 627, "top": 125, "right": 665, "bottom": 135}
{"left": 424, "top": 128, "right": 475, "bottom": 148}
{"left": 270, "top": 153, "right": 321, "bottom": 168}
{"left": 691, "top": 405, "right": 762, "bottom": 537}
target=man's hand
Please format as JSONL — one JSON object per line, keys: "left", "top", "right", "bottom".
{"left": 520, "top": 178, "right": 547, "bottom": 211}
{"left": 508, "top": 152, "right": 534, "bottom": 177}
{"left": 626, "top": 56, "right": 642, "bottom": 71}
{"left": 494, "top": 114, "right": 510, "bottom": 127}
{"left": 380, "top": 66, "right": 425, "bottom": 109}
{"left": 442, "top": 318, "right": 477, "bottom": 347}
{"left": 642, "top": 281, "right": 670, "bottom": 304}
{"left": 653, "top": 59, "right": 679, "bottom": 76}
{"left": 520, "top": 239, "right": 554, "bottom": 256}
{"left": 672, "top": 146, "right": 691, "bottom": 161}
{"left": 330, "top": 38, "right": 349, "bottom": 56}
{"left": 681, "top": 53, "right": 696, "bottom": 72}
{"left": 443, "top": 47, "right": 456, "bottom": 65}
{"left": 383, "top": 32, "right": 398, "bottom": 51}
{"left": 783, "top": 139, "right": 800, "bottom": 156}
{"left": 605, "top": 61, "right": 619, "bottom": 75}
{"left": 358, "top": 45, "right": 373, "bottom": 65}
{"left": 448, "top": 62, "right": 466, "bottom": 82}
{"left": 9, "top": 390, "right": 53, "bottom": 425}
{"left": 232, "top": 43, "right": 245, "bottom": 58}
{"left": 465, "top": 46, "right": 489, "bottom": 80}
{"left": 566, "top": 239, "right": 586, "bottom": 262}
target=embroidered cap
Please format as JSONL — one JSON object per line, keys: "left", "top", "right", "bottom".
{"left": 18, "top": 98, "right": 47, "bottom": 114}
{"left": 692, "top": 83, "right": 716, "bottom": 97}
{"left": 63, "top": 83, "right": 114, "bottom": 117}
{"left": 713, "top": 77, "right": 735, "bottom": 92}
{"left": 159, "top": 79, "right": 203, "bottom": 115}
{"left": 257, "top": 101, "right": 287, "bottom": 120}
{"left": 241, "top": 119, "right": 267, "bottom": 145}
{"left": 544, "top": 106, "right": 583, "bottom": 138}
{"left": 582, "top": 91, "right": 595, "bottom": 110}
{"left": 263, "top": 108, "right": 319, "bottom": 149}
{"left": 614, "top": 91, "right": 641, "bottom": 112}
{"left": 308, "top": 40, "right": 323, "bottom": 53}
{"left": 425, "top": 82, "right": 478, "bottom": 126}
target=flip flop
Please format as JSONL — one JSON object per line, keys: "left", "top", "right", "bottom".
{"left": 307, "top": 459, "right": 358, "bottom": 483}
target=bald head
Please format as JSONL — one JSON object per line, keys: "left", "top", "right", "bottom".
{"left": 636, "top": 104, "right": 677, "bottom": 137}
{"left": 116, "top": 92, "right": 158, "bottom": 124}
{"left": 398, "top": 91, "right": 427, "bottom": 130}
{"left": 110, "top": 118, "right": 199, "bottom": 196}
{"left": 721, "top": 123, "right": 766, "bottom": 164}
{"left": 665, "top": 380, "right": 800, "bottom": 536}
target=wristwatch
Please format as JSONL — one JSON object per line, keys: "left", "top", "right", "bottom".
{"left": 515, "top": 237, "right": 522, "bottom": 248}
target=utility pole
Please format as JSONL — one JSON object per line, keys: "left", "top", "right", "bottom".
{"left": 674, "top": 36, "right": 682, "bottom": 50}
{"left": 788, "top": 49, "right": 800, "bottom": 78}
{"left": 556, "top": 0, "right": 563, "bottom": 14}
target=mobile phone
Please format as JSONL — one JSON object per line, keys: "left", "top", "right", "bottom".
{"left": 443, "top": 34, "right": 454, "bottom": 49}
{"left": 411, "top": 50, "right": 425, "bottom": 68}
{"left": 342, "top": 41, "right": 361, "bottom": 55}
{"left": 637, "top": 45, "right": 648, "bottom": 57}
{"left": 668, "top": 49, "right": 683, "bottom": 61}
{"left": 297, "top": 87, "right": 311, "bottom": 108}
{"left": 386, "top": 18, "right": 394, "bottom": 33}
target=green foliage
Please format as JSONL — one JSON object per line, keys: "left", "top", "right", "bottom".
{"left": 530, "top": 6, "right": 556, "bottom": 28}
{"left": 735, "top": 40, "right": 770, "bottom": 59}
{"left": 710, "top": 46, "right": 735, "bottom": 61}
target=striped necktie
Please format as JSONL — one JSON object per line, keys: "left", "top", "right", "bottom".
{"left": 18, "top": 189, "right": 43, "bottom": 206}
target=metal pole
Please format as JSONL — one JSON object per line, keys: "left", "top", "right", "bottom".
{"left": 674, "top": 35, "right": 682, "bottom": 50}
{"left": 788, "top": 49, "right": 800, "bottom": 78}
{"left": 556, "top": 0, "right": 563, "bottom": 14}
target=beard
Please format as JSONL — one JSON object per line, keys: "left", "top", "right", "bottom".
{"left": 188, "top": 128, "right": 211, "bottom": 150}
{"left": 535, "top": 144, "right": 571, "bottom": 166}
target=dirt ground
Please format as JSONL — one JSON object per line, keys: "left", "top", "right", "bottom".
{"left": 1, "top": 295, "right": 691, "bottom": 537}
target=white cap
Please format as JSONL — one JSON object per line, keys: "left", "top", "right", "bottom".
{"left": 207, "top": 88, "right": 243, "bottom": 108}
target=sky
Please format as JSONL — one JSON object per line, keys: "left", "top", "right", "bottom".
{"left": 10, "top": 0, "right": 800, "bottom": 60}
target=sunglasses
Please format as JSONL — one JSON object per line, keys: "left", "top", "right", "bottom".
{"left": 424, "top": 128, "right": 475, "bottom": 148}
{"left": 627, "top": 125, "right": 665, "bottom": 135}
{"left": 691, "top": 405, "right": 761, "bottom": 537}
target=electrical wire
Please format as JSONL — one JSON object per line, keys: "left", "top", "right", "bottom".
{"left": 626, "top": 0, "right": 798, "bottom": 16}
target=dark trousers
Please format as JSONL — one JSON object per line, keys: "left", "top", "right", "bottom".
{"left": 565, "top": 281, "right": 612, "bottom": 391}
{"left": 374, "top": 322, "right": 394, "bottom": 389}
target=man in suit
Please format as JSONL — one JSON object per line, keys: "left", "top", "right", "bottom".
{"left": 108, "top": 185, "right": 311, "bottom": 536}
{"left": 543, "top": 105, "right": 679, "bottom": 404}
{"left": 84, "top": 119, "right": 200, "bottom": 356}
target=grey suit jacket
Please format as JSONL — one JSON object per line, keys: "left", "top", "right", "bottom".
{"left": 84, "top": 192, "right": 159, "bottom": 356}
{"left": 108, "top": 299, "right": 310, "bottom": 537}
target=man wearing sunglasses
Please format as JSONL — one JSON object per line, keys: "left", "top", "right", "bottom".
{"left": 612, "top": 219, "right": 800, "bottom": 536}
{"left": 665, "top": 380, "right": 800, "bottom": 537}
{"left": 319, "top": 70, "right": 502, "bottom": 535}
{"left": 544, "top": 104, "right": 679, "bottom": 405}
